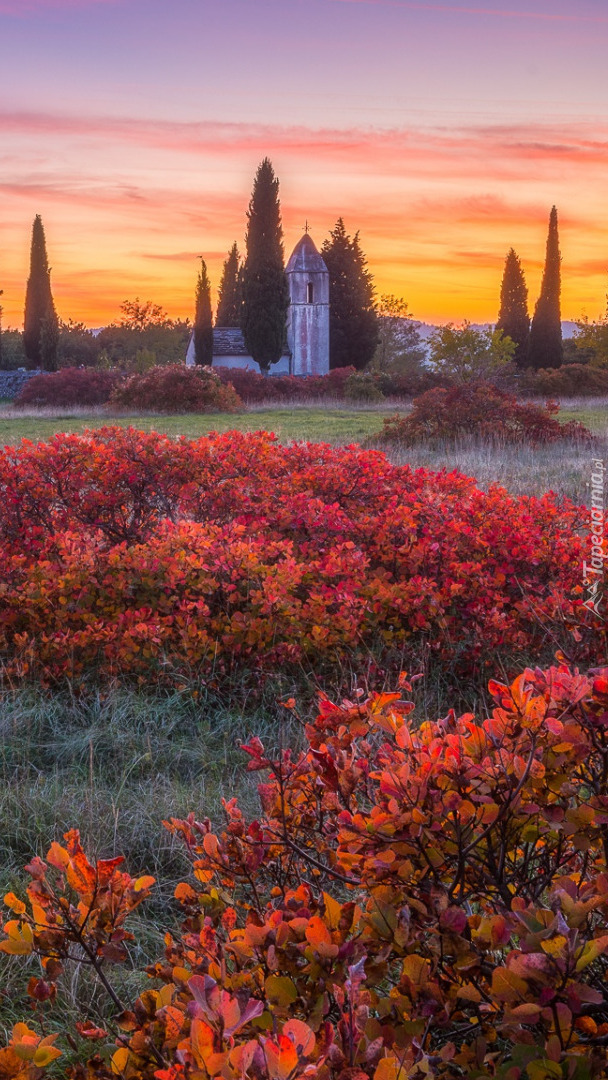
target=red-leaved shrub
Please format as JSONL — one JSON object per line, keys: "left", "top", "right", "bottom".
{"left": 4, "top": 664, "right": 608, "bottom": 1077}
{"left": 0, "top": 428, "right": 601, "bottom": 686}
{"left": 109, "top": 365, "right": 243, "bottom": 413}
{"left": 376, "top": 382, "right": 595, "bottom": 445}
{"left": 14, "top": 368, "right": 123, "bottom": 408}
{"left": 216, "top": 367, "right": 356, "bottom": 403}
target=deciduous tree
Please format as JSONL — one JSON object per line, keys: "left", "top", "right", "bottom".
{"left": 241, "top": 159, "right": 289, "bottom": 375}
{"left": 428, "top": 321, "right": 515, "bottom": 384}
{"left": 119, "top": 298, "right": 171, "bottom": 331}
{"left": 496, "top": 248, "right": 530, "bottom": 367}
{"left": 529, "top": 206, "right": 563, "bottom": 369}
{"left": 371, "top": 294, "right": 426, "bottom": 374}
{"left": 23, "top": 216, "right": 59, "bottom": 371}
{"left": 321, "top": 218, "right": 378, "bottom": 370}
{"left": 573, "top": 292, "right": 608, "bottom": 368}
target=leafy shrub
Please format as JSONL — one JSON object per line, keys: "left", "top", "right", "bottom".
{"left": 377, "top": 368, "right": 452, "bottom": 397}
{"left": 376, "top": 382, "right": 595, "bottom": 446}
{"left": 344, "top": 371, "right": 385, "bottom": 402}
{"left": 519, "top": 363, "right": 608, "bottom": 397}
{"left": 5, "top": 664, "right": 608, "bottom": 1077}
{"left": 0, "top": 428, "right": 601, "bottom": 686}
{"left": 14, "top": 368, "right": 123, "bottom": 408}
{"left": 216, "top": 367, "right": 357, "bottom": 403}
{"left": 108, "top": 365, "right": 243, "bottom": 413}
{"left": 323, "top": 365, "right": 358, "bottom": 393}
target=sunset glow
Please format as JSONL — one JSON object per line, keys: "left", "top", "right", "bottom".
{"left": 1, "top": 0, "right": 607, "bottom": 327}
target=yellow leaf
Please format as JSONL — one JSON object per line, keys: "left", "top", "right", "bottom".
{"left": 322, "top": 892, "right": 342, "bottom": 931}
{"left": 265, "top": 976, "right": 298, "bottom": 1006}
{"left": 402, "top": 954, "right": 430, "bottom": 986}
{"left": 576, "top": 935, "right": 608, "bottom": 972}
{"left": 33, "top": 1047, "right": 62, "bottom": 1067}
{"left": 491, "top": 967, "right": 529, "bottom": 1003}
{"left": 111, "top": 1048, "right": 130, "bottom": 1075}
{"left": 4, "top": 893, "right": 26, "bottom": 915}
{"left": 374, "top": 1055, "right": 401, "bottom": 1080}
{"left": 134, "top": 875, "right": 155, "bottom": 892}
{"left": 540, "top": 936, "right": 568, "bottom": 957}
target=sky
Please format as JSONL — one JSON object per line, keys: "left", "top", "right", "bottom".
{"left": 0, "top": 0, "right": 607, "bottom": 327}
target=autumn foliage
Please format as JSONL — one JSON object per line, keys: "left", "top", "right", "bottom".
{"left": 4, "top": 664, "right": 608, "bottom": 1077}
{"left": 0, "top": 428, "right": 601, "bottom": 686}
{"left": 376, "top": 385, "right": 595, "bottom": 447}
{"left": 15, "top": 368, "right": 123, "bottom": 408}
{"left": 215, "top": 368, "right": 357, "bottom": 403}
{"left": 108, "top": 367, "right": 243, "bottom": 414}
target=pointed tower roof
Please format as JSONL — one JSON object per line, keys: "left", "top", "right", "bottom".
{"left": 286, "top": 233, "right": 328, "bottom": 274}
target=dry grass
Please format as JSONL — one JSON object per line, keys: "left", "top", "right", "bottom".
{"left": 381, "top": 436, "right": 604, "bottom": 504}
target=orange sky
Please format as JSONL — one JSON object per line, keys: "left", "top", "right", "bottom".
{"left": 1, "top": 0, "right": 607, "bottom": 328}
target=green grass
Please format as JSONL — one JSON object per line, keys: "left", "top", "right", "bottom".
{"left": 555, "top": 398, "right": 608, "bottom": 436}
{"left": 0, "top": 397, "right": 606, "bottom": 449}
{"left": 0, "top": 405, "right": 394, "bottom": 446}
{"left": 0, "top": 682, "right": 304, "bottom": 1030}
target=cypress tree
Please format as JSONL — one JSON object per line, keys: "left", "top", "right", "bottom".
{"left": 241, "top": 159, "right": 290, "bottom": 375}
{"left": 529, "top": 206, "right": 563, "bottom": 369}
{"left": 216, "top": 243, "right": 242, "bottom": 327}
{"left": 24, "top": 215, "right": 59, "bottom": 371}
{"left": 321, "top": 219, "right": 378, "bottom": 370}
{"left": 193, "top": 259, "right": 214, "bottom": 366}
{"left": 496, "top": 249, "right": 530, "bottom": 368}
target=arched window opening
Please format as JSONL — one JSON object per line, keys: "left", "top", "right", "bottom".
{"left": 306, "top": 282, "right": 314, "bottom": 304}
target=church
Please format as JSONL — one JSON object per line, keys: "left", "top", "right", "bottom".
{"left": 186, "top": 232, "right": 330, "bottom": 376}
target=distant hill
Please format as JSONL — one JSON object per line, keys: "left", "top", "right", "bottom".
{"left": 415, "top": 320, "right": 578, "bottom": 340}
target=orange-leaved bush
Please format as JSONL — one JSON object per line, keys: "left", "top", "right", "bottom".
{"left": 0, "top": 428, "right": 602, "bottom": 685}
{"left": 4, "top": 664, "right": 608, "bottom": 1077}
{"left": 108, "top": 365, "right": 243, "bottom": 413}
{"left": 375, "top": 383, "right": 595, "bottom": 446}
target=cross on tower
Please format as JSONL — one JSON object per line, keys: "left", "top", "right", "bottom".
{"left": 303, "top": 220, "right": 310, "bottom": 234}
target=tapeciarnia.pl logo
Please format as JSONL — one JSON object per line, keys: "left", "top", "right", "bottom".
{"left": 583, "top": 458, "right": 606, "bottom": 617}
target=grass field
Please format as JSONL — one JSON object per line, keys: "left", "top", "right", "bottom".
{"left": 0, "top": 403, "right": 398, "bottom": 446}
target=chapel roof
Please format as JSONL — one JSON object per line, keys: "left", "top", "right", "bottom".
{"left": 212, "top": 327, "right": 250, "bottom": 356}
{"left": 286, "top": 233, "right": 328, "bottom": 275}
{"left": 212, "top": 326, "right": 291, "bottom": 358}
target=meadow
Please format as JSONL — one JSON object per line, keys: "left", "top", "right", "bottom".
{"left": 0, "top": 399, "right": 606, "bottom": 1077}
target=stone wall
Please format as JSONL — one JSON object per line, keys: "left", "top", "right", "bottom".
{"left": 0, "top": 369, "right": 42, "bottom": 400}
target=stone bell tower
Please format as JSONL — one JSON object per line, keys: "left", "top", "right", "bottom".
{"left": 285, "top": 230, "right": 330, "bottom": 376}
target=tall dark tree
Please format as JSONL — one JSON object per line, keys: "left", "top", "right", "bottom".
{"left": 496, "top": 248, "right": 530, "bottom": 368}
{"left": 321, "top": 219, "right": 378, "bottom": 370}
{"left": 23, "top": 215, "right": 59, "bottom": 371}
{"left": 529, "top": 206, "right": 563, "bottom": 369}
{"left": 241, "top": 159, "right": 290, "bottom": 375}
{"left": 193, "top": 259, "right": 214, "bottom": 366}
{"left": 216, "top": 243, "right": 242, "bottom": 327}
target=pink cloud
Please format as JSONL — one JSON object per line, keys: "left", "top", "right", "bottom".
{"left": 2, "top": 109, "right": 608, "bottom": 183}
